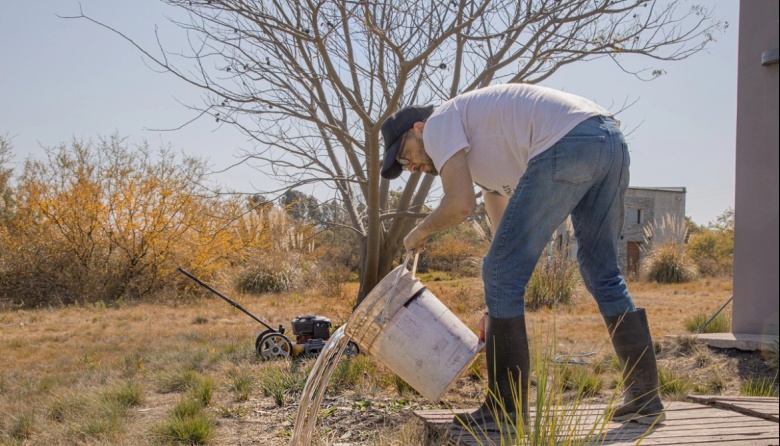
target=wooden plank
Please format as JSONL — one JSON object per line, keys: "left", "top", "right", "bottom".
{"left": 690, "top": 395, "right": 779, "bottom": 403}
{"left": 415, "top": 401, "right": 780, "bottom": 446}
{"left": 687, "top": 395, "right": 780, "bottom": 422}
{"left": 443, "top": 426, "right": 780, "bottom": 446}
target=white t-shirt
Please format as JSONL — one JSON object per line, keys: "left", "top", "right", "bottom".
{"left": 423, "top": 84, "right": 611, "bottom": 196}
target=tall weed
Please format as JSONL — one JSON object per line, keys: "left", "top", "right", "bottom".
{"left": 642, "top": 214, "right": 697, "bottom": 283}
{"left": 642, "top": 243, "right": 698, "bottom": 283}
{"left": 526, "top": 250, "right": 580, "bottom": 310}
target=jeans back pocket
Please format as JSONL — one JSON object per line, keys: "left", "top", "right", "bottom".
{"left": 552, "top": 135, "right": 605, "bottom": 184}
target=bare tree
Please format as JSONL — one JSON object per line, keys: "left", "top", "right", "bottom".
{"left": 69, "top": 0, "right": 725, "bottom": 303}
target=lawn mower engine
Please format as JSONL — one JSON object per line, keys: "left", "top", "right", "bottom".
{"left": 290, "top": 315, "right": 332, "bottom": 357}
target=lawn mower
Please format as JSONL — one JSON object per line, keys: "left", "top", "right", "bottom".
{"left": 177, "top": 267, "right": 359, "bottom": 360}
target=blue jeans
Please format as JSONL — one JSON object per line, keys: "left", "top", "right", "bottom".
{"left": 482, "top": 116, "right": 636, "bottom": 319}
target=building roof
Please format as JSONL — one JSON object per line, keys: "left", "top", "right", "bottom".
{"left": 628, "top": 186, "right": 687, "bottom": 193}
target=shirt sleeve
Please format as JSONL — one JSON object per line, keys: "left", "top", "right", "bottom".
{"left": 422, "top": 104, "right": 470, "bottom": 173}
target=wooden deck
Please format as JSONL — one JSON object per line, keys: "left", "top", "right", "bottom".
{"left": 414, "top": 397, "right": 779, "bottom": 445}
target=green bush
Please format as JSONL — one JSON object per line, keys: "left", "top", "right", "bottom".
{"left": 686, "top": 228, "right": 733, "bottom": 277}
{"left": 642, "top": 243, "right": 697, "bottom": 284}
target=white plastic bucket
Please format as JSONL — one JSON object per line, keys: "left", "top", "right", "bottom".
{"left": 345, "top": 264, "right": 483, "bottom": 401}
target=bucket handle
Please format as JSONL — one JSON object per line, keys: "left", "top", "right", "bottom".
{"left": 380, "top": 251, "right": 419, "bottom": 323}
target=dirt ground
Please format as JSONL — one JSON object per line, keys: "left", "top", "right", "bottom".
{"left": 203, "top": 277, "right": 778, "bottom": 445}
{"left": 1, "top": 277, "right": 777, "bottom": 445}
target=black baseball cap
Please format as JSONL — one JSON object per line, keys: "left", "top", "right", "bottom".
{"left": 380, "top": 105, "right": 435, "bottom": 179}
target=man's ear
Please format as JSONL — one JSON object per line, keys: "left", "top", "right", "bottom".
{"left": 413, "top": 121, "right": 425, "bottom": 134}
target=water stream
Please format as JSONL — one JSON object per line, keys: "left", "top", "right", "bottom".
{"left": 289, "top": 324, "right": 352, "bottom": 446}
{"left": 290, "top": 256, "right": 419, "bottom": 445}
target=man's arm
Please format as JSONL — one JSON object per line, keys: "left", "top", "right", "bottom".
{"left": 404, "top": 149, "right": 476, "bottom": 252}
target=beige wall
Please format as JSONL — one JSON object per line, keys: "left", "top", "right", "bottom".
{"left": 733, "top": 1, "right": 779, "bottom": 336}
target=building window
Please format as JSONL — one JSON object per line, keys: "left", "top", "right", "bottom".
{"left": 628, "top": 209, "right": 642, "bottom": 224}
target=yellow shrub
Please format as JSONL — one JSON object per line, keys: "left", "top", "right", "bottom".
{"left": 0, "top": 136, "right": 270, "bottom": 306}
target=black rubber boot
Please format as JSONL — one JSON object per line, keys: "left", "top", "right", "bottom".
{"left": 605, "top": 308, "right": 666, "bottom": 425}
{"left": 454, "top": 315, "right": 530, "bottom": 433}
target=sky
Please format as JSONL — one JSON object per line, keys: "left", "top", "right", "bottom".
{"left": 1, "top": 0, "right": 739, "bottom": 226}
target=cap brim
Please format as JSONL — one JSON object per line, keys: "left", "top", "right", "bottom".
{"left": 381, "top": 138, "right": 403, "bottom": 179}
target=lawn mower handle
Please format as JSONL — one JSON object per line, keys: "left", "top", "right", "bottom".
{"left": 176, "top": 267, "right": 277, "bottom": 333}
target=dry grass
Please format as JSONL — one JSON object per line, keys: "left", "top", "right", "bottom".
{"left": 1, "top": 276, "right": 775, "bottom": 445}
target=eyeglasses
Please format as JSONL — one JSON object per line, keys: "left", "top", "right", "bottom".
{"left": 396, "top": 131, "right": 410, "bottom": 166}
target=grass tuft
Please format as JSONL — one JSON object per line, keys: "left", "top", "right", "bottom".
{"left": 102, "top": 380, "right": 143, "bottom": 409}
{"left": 706, "top": 370, "right": 728, "bottom": 393}
{"left": 642, "top": 243, "right": 697, "bottom": 284}
{"left": 740, "top": 376, "right": 778, "bottom": 397}
{"left": 75, "top": 413, "right": 124, "bottom": 440}
{"left": 8, "top": 411, "right": 35, "bottom": 440}
{"left": 672, "top": 334, "right": 702, "bottom": 356}
{"left": 560, "top": 365, "right": 604, "bottom": 398}
{"left": 684, "top": 312, "right": 731, "bottom": 333}
{"left": 226, "top": 368, "right": 256, "bottom": 402}
{"left": 47, "top": 393, "right": 89, "bottom": 422}
{"left": 330, "top": 355, "right": 376, "bottom": 389}
{"left": 392, "top": 374, "right": 418, "bottom": 397}
{"left": 659, "top": 367, "right": 694, "bottom": 399}
{"left": 154, "top": 411, "right": 215, "bottom": 445}
{"left": 156, "top": 368, "right": 202, "bottom": 393}
{"left": 189, "top": 376, "right": 213, "bottom": 408}
{"left": 259, "top": 360, "right": 307, "bottom": 406}
{"left": 154, "top": 377, "right": 216, "bottom": 444}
